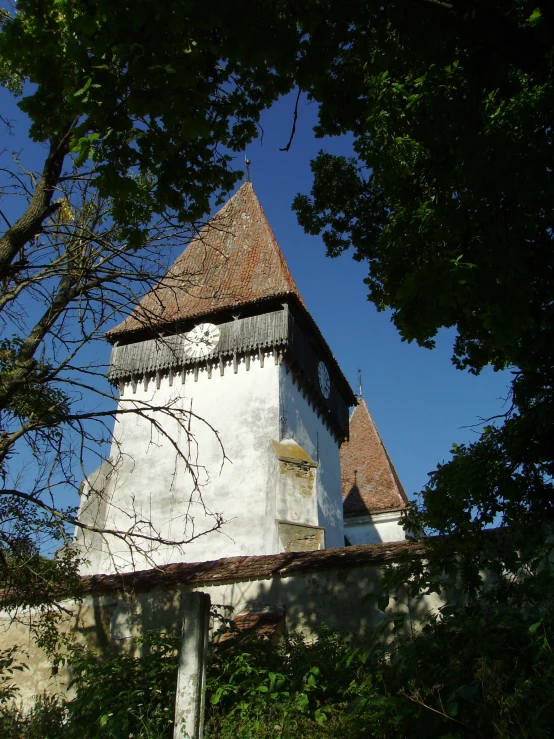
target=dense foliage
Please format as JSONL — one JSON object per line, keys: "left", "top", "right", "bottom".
{"left": 293, "top": 0, "right": 554, "bottom": 588}
{"left": 0, "top": 0, "right": 299, "bottom": 245}
{"left": 2, "top": 611, "right": 553, "bottom": 739}
{"left": 292, "top": 9, "right": 554, "bottom": 736}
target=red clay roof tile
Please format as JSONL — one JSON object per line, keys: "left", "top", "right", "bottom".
{"left": 109, "top": 182, "right": 304, "bottom": 337}
{"left": 341, "top": 398, "right": 409, "bottom": 516}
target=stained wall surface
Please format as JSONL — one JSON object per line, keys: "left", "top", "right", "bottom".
{"left": 0, "top": 542, "right": 437, "bottom": 708}
{"left": 279, "top": 366, "right": 344, "bottom": 549}
{"left": 77, "top": 355, "right": 281, "bottom": 573}
{"left": 76, "top": 352, "right": 346, "bottom": 575}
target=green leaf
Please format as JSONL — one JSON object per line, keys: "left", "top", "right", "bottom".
{"left": 527, "top": 9, "right": 542, "bottom": 26}
{"left": 74, "top": 78, "right": 92, "bottom": 97}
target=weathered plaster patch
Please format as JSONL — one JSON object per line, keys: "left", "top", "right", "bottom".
{"left": 272, "top": 439, "right": 317, "bottom": 468}
{"left": 278, "top": 522, "right": 324, "bottom": 552}
{"left": 272, "top": 438, "right": 316, "bottom": 498}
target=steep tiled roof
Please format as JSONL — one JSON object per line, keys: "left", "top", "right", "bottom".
{"left": 109, "top": 182, "right": 304, "bottom": 337}
{"left": 341, "top": 398, "right": 409, "bottom": 516}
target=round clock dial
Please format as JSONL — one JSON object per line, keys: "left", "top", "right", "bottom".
{"left": 318, "top": 361, "right": 331, "bottom": 399}
{"left": 184, "top": 323, "right": 220, "bottom": 358}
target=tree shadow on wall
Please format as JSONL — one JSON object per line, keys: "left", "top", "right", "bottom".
{"left": 72, "top": 548, "right": 441, "bottom": 657}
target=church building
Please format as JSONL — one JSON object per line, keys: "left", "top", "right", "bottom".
{"left": 75, "top": 182, "right": 407, "bottom": 575}
{"left": 341, "top": 397, "right": 409, "bottom": 545}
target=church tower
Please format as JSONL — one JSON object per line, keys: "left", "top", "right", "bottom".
{"left": 76, "top": 183, "right": 356, "bottom": 574}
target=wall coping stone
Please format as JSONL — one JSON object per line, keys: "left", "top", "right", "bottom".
{"left": 81, "top": 540, "right": 425, "bottom": 595}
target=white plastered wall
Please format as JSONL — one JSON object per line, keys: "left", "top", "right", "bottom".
{"left": 75, "top": 354, "right": 347, "bottom": 575}
{"left": 77, "top": 353, "right": 281, "bottom": 574}
{"left": 345, "top": 510, "right": 406, "bottom": 546}
{"left": 0, "top": 551, "right": 443, "bottom": 708}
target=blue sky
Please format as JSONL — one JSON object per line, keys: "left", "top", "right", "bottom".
{"left": 0, "top": 86, "right": 510, "bottom": 506}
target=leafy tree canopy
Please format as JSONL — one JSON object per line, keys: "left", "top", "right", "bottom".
{"left": 295, "top": 0, "right": 553, "bottom": 369}
{"left": 0, "top": 0, "right": 299, "bottom": 252}
{"left": 293, "top": 0, "right": 554, "bottom": 582}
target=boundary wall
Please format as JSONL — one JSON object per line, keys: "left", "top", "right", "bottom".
{"left": 1, "top": 540, "right": 439, "bottom": 705}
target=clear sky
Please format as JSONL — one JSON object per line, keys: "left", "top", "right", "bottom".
{"left": 0, "top": 87, "right": 511, "bottom": 505}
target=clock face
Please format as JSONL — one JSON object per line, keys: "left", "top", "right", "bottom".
{"left": 184, "top": 323, "right": 220, "bottom": 359}
{"left": 318, "top": 361, "right": 331, "bottom": 399}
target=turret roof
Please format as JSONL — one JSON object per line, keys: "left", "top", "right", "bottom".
{"left": 341, "top": 398, "right": 409, "bottom": 516}
{"left": 109, "top": 182, "right": 305, "bottom": 338}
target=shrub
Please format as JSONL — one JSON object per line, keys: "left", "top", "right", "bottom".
{"left": 3, "top": 604, "right": 554, "bottom": 739}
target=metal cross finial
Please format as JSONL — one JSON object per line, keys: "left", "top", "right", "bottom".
{"left": 245, "top": 156, "right": 251, "bottom": 182}
{"left": 357, "top": 366, "right": 363, "bottom": 399}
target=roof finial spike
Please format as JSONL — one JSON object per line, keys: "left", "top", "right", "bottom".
{"left": 245, "top": 156, "right": 251, "bottom": 182}
{"left": 357, "top": 366, "right": 363, "bottom": 400}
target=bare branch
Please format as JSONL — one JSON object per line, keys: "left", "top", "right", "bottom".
{"left": 279, "top": 89, "right": 302, "bottom": 152}
{"left": 0, "top": 146, "right": 232, "bottom": 601}
{"left": 0, "top": 487, "right": 225, "bottom": 550}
